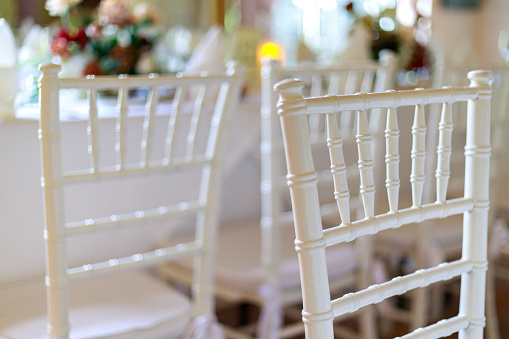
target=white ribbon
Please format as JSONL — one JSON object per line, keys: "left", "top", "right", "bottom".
{"left": 182, "top": 314, "right": 225, "bottom": 339}
{"left": 256, "top": 283, "right": 282, "bottom": 339}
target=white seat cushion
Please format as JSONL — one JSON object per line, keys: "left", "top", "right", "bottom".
{"left": 170, "top": 219, "right": 357, "bottom": 293}
{"left": 0, "top": 270, "right": 192, "bottom": 339}
{"left": 376, "top": 214, "right": 463, "bottom": 256}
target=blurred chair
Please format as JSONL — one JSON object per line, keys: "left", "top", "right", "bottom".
{"left": 0, "top": 62, "right": 243, "bottom": 338}
{"left": 274, "top": 70, "right": 493, "bottom": 338}
{"left": 158, "top": 52, "right": 397, "bottom": 339}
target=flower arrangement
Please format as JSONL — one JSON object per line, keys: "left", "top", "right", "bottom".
{"left": 47, "top": 0, "right": 161, "bottom": 76}
{"left": 344, "top": 2, "right": 432, "bottom": 86}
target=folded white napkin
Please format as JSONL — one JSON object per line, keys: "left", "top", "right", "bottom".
{"left": 183, "top": 25, "right": 227, "bottom": 102}
{"left": 18, "top": 25, "right": 52, "bottom": 66}
{"left": 183, "top": 25, "right": 226, "bottom": 75}
{"left": 0, "top": 18, "right": 18, "bottom": 118}
{"left": 0, "top": 18, "right": 17, "bottom": 67}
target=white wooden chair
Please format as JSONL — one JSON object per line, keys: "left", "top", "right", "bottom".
{"left": 275, "top": 70, "right": 492, "bottom": 339}
{"left": 157, "top": 52, "right": 397, "bottom": 339}
{"left": 375, "top": 61, "right": 509, "bottom": 336}
{"left": 430, "top": 62, "right": 509, "bottom": 338}
{"left": 0, "top": 62, "right": 243, "bottom": 338}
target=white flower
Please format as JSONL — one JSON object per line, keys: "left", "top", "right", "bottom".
{"left": 117, "top": 29, "right": 132, "bottom": 48}
{"left": 45, "top": 0, "right": 83, "bottom": 17}
{"left": 102, "top": 24, "right": 119, "bottom": 37}
{"left": 57, "top": 53, "right": 92, "bottom": 78}
{"left": 135, "top": 52, "right": 156, "bottom": 74}
{"left": 133, "top": 3, "right": 162, "bottom": 25}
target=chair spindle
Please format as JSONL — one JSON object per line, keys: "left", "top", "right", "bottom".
{"left": 356, "top": 109, "right": 375, "bottom": 218}
{"left": 164, "top": 86, "right": 184, "bottom": 164}
{"left": 87, "top": 87, "right": 99, "bottom": 172}
{"left": 436, "top": 102, "right": 453, "bottom": 203}
{"left": 385, "top": 107, "right": 400, "bottom": 212}
{"left": 326, "top": 113, "right": 351, "bottom": 225}
{"left": 187, "top": 85, "right": 208, "bottom": 160}
{"left": 411, "top": 104, "right": 426, "bottom": 207}
{"left": 140, "top": 86, "right": 158, "bottom": 167}
{"left": 115, "top": 84, "right": 129, "bottom": 171}
{"left": 360, "top": 70, "right": 375, "bottom": 93}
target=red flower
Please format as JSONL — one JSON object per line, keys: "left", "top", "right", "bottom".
{"left": 54, "top": 27, "right": 88, "bottom": 50}
{"left": 346, "top": 2, "right": 354, "bottom": 13}
{"left": 71, "top": 28, "right": 88, "bottom": 49}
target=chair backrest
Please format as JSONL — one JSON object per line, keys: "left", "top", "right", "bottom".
{"left": 38, "top": 62, "right": 243, "bottom": 337}
{"left": 259, "top": 52, "right": 397, "bottom": 284}
{"left": 274, "top": 70, "right": 492, "bottom": 339}
{"left": 429, "top": 60, "right": 509, "bottom": 212}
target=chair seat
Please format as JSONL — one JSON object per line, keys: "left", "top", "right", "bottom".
{"left": 376, "top": 214, "right": 463, "bottom": 257}
{"left": 169, "top": 219, "right": 357, "bottom": 293}
{"left": 0, "top": 270, "right": 192, "bottom": 339}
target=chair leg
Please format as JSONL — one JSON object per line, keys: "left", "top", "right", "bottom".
{"left": 485, "top": 267, "right": 500, "bottom": 339}
{"left": 430, "top": 281, "right": 445, "bottom": 321}
{"left": 410, "top": 228, "right": 433, "bottom": 330}
{"left": 360, "top": 304, "right": 377, "bottom": 339}
{"left": 410, "top": 286, "right": 428, "bottom": 330}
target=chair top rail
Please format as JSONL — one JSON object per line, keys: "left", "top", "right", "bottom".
{"left": 323, "top": 197, "right": 473, "bottom": 246}
{"left": 67, "top": 241, "right": 200, "bottom": 282}
{"left": 263, "top": 53, "right": 392, "bottom": 74}
{"left": 56, "top": 75, "right": 237, "bottom": 90}
{"left": 303, "top": 87, "right": 480, "bottom": 113}
{"left": 273, "top": 64, "right": 383, "bottom": 78}
{"left": 275, "top": 81, "right": 481, "bottom": 117}
{"left": 442, "top": 62, "right": 507, "bottom": 73}
{"left": 65, "top": 199, "right": 206, "bottom": 236}
{"left": 331, "top": 258, "right": 472, "bottom": 317}
{"left": 39, "top": 63, "right": 239, "bottom": 90}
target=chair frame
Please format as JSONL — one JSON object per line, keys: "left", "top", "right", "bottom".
{"left": 274, "top": 70, "right": 492, "bottom": 339}
{"left": 374, "top": 63, "right": 509, "bottom": 333}
{"left": 38, "top": 62, "right": 243, "bottom": 338}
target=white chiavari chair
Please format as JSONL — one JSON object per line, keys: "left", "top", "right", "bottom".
{"left": 275, "top": 70, "right": 492, "bottom": 339}
{"left": 157, "top": 52, "right": 397, "bottom": 339}
{"left": 0, "top": 62, "right": 243, "bottom": 338}
{"left": 375, "top": 60, "right": 509, "bottom": 337}
{"left": 431, "top": 62, "right": 509, "bottom": 338}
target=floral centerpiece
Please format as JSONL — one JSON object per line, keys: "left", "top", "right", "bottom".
{"left": 46, "top": 0, "right": 161, "bottom": 76}
{"left": 344, "top": 2, "right": 432, "bottom": 86}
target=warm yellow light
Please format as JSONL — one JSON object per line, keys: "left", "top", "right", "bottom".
{"left": 261, "top": 42, "right": 281, "bottom": 59}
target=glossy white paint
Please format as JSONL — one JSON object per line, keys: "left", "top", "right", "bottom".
{"left": 275, "top": 70, "right": 492, "bottom": 339}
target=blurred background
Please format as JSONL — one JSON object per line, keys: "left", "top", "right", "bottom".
{"left": 1, "top": 0, "right": 508, "bottom": 104}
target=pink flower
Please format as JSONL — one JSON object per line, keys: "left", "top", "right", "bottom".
{"left": 51, "top": 37, "right": 71, "bottom": 59}
{"left": 98, "top": 0, "right": 133, "bottom": 26}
